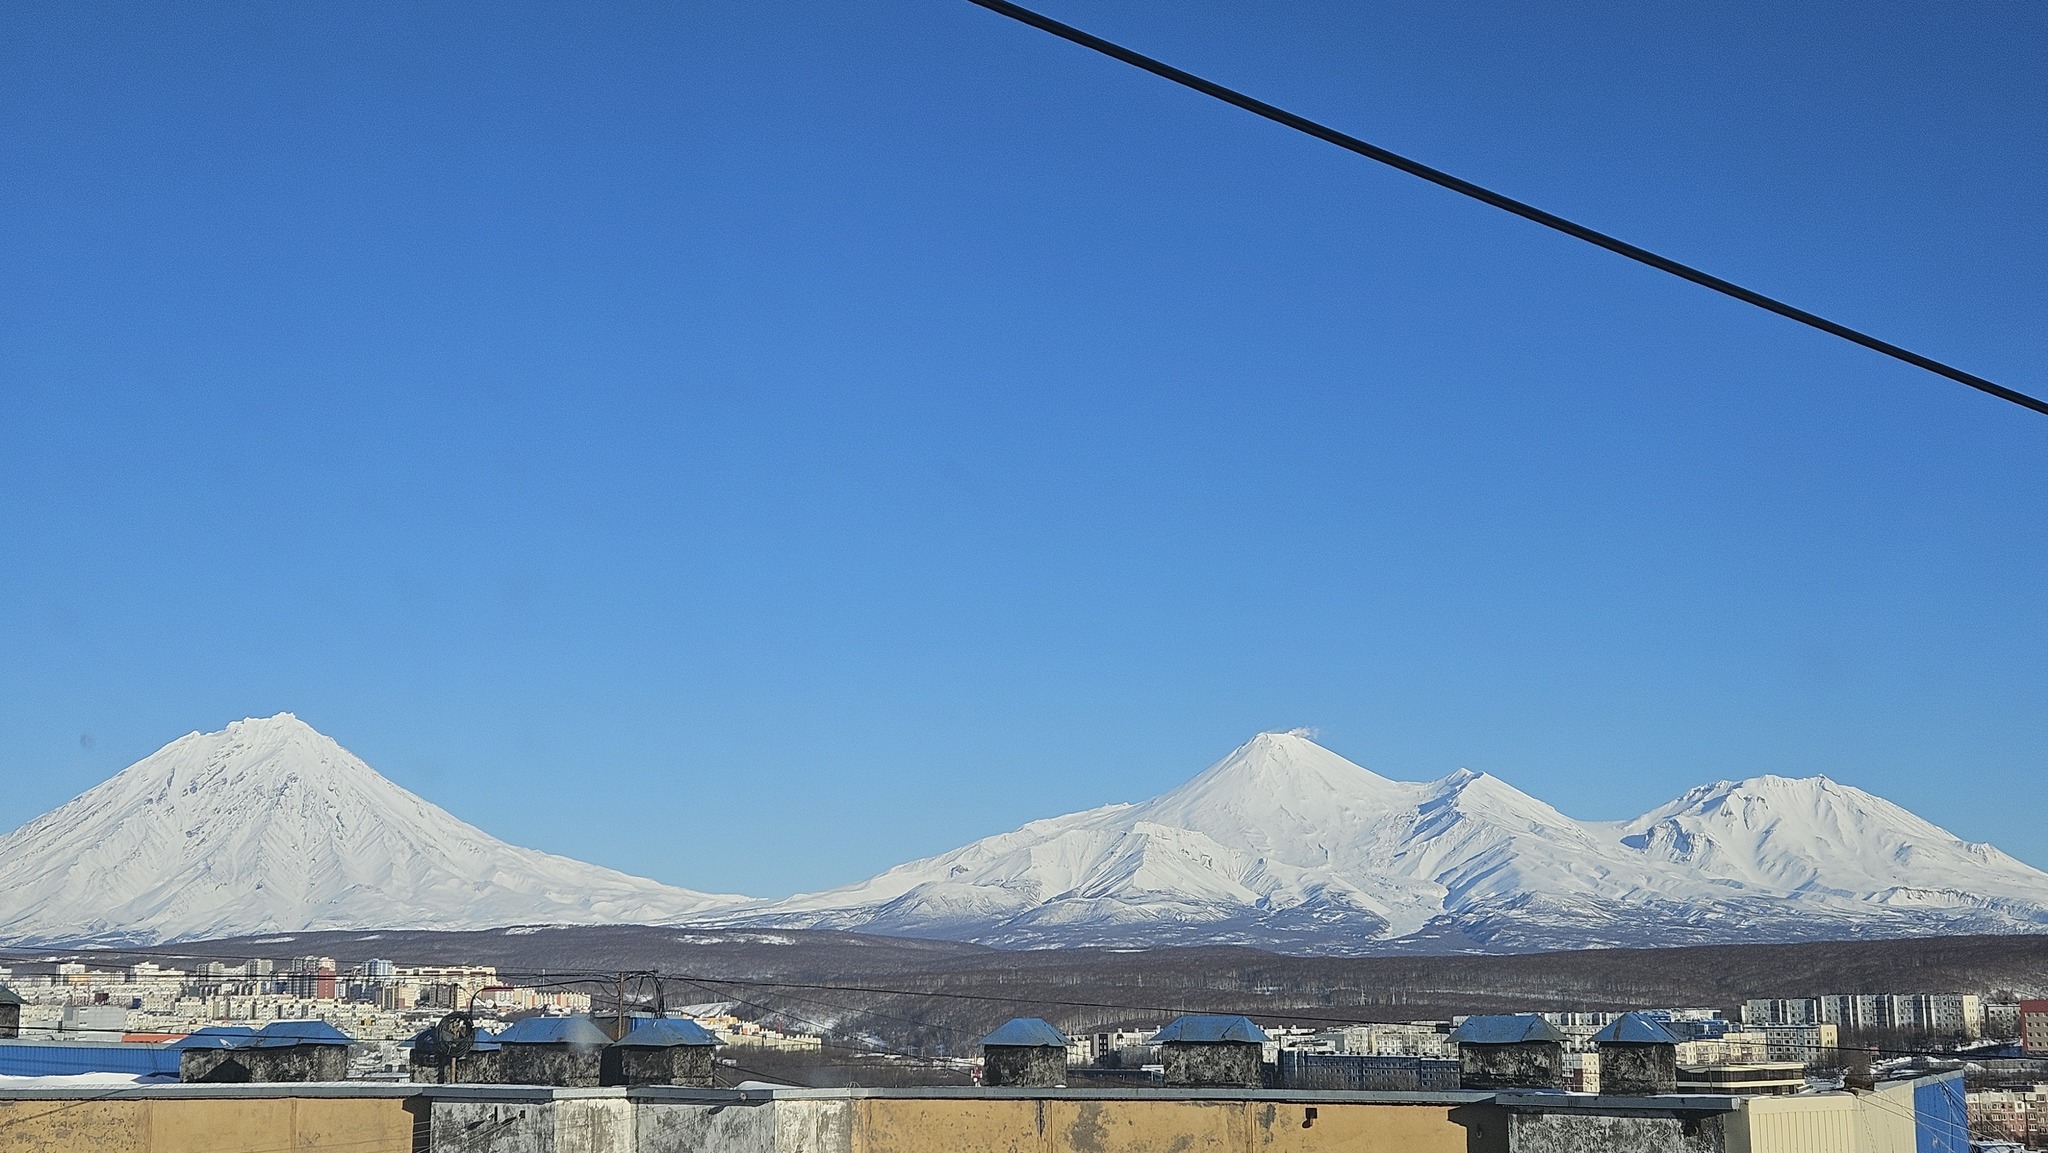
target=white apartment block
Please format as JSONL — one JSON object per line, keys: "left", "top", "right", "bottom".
{"left": 1742, "top": 994, "right": 1981, "bottom": 1037}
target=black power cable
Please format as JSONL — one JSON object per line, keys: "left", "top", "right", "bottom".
{"left": 963, "top": 0, "right": 2048, "bottom": 418}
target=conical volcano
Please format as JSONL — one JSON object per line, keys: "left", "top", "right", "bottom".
{"left": 0, "top": 713, "right": 746, "bottom": 944}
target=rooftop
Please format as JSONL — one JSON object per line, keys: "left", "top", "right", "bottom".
{"left": 980, "top": 1018, "right": 1070, "bottom": 1048}
{"left": 1449, "top": 1015, "right": 1566, "bottom": 1045}
{"left": 1592, "top": 1013, "right": 1684, "bottom": 1045}
{"left": 1151, "top": 1015, "right": 1269, "bottom": 1044}
{"left": 618, "top": 1019, "right": 719, "bottom": 1048}
{"left": 496, "top": 1016, "right": 615, "bottom": 1047}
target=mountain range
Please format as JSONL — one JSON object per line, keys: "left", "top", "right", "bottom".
{"left": 1, "top": 715, "right": 2043, "bottom": 952}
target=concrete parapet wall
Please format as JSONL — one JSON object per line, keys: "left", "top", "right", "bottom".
{"left": 1507, "top": 1108, "right": 1734, "bottom": 1153}
{"left": 8, "top": 1080, "right": 1947, "bottom": 1153}
{"left": 0, "top": 1086, "right": 420, "bottom": 1153}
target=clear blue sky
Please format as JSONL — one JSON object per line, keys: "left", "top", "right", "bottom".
{"left": 3, "top": 0, "right": 2042, "bottom": 898}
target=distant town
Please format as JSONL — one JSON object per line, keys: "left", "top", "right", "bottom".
{"left": 5, "top": 948, "right": 2048, "bottom": 1149}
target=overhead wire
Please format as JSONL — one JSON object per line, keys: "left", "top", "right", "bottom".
{"left": 960, "top": 0, "right": 2048, "bottom": 418}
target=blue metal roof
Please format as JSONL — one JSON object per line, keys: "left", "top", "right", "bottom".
{"left": 618, "top": 1018, "right": 719, "bottom": 1048}
{"left": 169, "top": 1027, "right": 260, "bottom": 1051}
{"left": 408, "top": 1026, "right": 503, "bottom": 1054}
{"left": 253, "top": 1020, "right": 353, "bottom": 1047}
{"left": 1593, "top": 1013, "right": 1684, "bottom": 1045}
{"left": 1451, "top": 1015, "right": 1566, "bottom": 1044}
{"left": 496, "top": 1016, "right": 614, "bottom": 1047}
{"left": 0, "top": 1040, "right": 180, "bottom": 1078}
{"left": 1150, "top": 1015, "right": 1269, "bottom": 1044}
{"left": 980, "top": 1018, "right": 1069, "bottom": 1048}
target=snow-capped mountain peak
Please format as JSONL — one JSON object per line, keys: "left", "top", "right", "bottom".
{"left": 717, "top": 732, "right": 2048, "bottom": 953}
{"left": 0, "top": 714, "right": 747, "bottom": 945}
{"left": 7, "top": 720, "right": 2042, "bottom": 954}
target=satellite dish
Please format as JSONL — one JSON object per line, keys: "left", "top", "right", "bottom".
{"left": 432, "top": 1012, "right": 476, "bottom": 1062}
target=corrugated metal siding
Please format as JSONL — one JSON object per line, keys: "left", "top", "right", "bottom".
{"left": 1741, "top": 1094, "right": 1863, "bottom": 1153}
{"left": 1912, "top": 1075, "right": 1969, "bottom": 1153}
{"left": 0, "top": 1040, "right": 179, "bottom": 1077}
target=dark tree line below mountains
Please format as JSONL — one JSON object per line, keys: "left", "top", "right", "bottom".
{"left": 21, "top": 926, "right": 2047, "bottom": 1058}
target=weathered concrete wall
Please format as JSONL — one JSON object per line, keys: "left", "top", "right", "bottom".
{"left": 1160, "top": 1042, "right": 1264, "bottom": 1089}
{"left": 638, "top": 1095, "right": 854, "bottom": 1153}
{"left": 0, "top": 1085, "right": 1493, "bottom": 1153}
{"left": 1599, "top": 1044, "right": 1678, "bottom": 1096}
{"left": 500, "top": 1045, "right": 605, "bottom": 1088}
{"left": 982, "top": 1047, "right": 1067, "bottom": 1088}
{"left": 180, "top": 1045, "right": 350, "bottom": 1083}
{"left": 1460, "top": 1042, "right": 1564, "bottom": 1091}
{"left": 0, "top": 1004, "right": 19, "bottom": 1040}
{"left": 557, "top": 1097, "right": 636, "bottom": 1153}
{"left": 1508, "top": 1109, "right": 1733, "bottom": 1153}
{"left": 413, "top": 1047, "right": 506, "bottom": 1084}
{"left": 603, "top": 1045, "right": 715, "bottom": 1087}
{"left": 433, "top": 1097, "right": 558, "bottom": 1153}
{"left": 850, "top": 1096, "right": 1489, "bottom": 1153}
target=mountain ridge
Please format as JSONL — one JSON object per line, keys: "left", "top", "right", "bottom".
{"left": 3, "top": 718, "right": 2043, "bottom": 953}
{"left": 714, "top": 730, "right": 2048, "bottom": 953}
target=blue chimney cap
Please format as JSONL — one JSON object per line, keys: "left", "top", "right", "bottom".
{"left": 617, "top": 1018, "right": 719, "bottom": 1048}
{"left": 980, "top": 1018, "right": 1070, "bottom": 1048}
{"left": 496, "top": 1016, "right": 614, "bottom": 1047}
{"left": 170, "top": 1026, "right": 260, "bottom": 1050}
{"left": 1451, "top": 1015, "right": 1566, "bottom": 1044}
{"left": 1150, "top": 1015, "right": 1268, "bottom": 1044}
{"left": 253, "top": 1020, "right": 353, "bottom": 1047}
{"left": 1592, "top": 1013, "right": 1684, "bottom": 1045}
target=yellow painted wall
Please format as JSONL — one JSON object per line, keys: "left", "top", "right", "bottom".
{"left": 1736, "top": 1090, "right": 1926, "bottom": 1153}
{"left": 0, "top": 1096, "right": 417, "bottom": 1153}
{"left": 0, "top": 1099, "right": 148, "bottom": 1153}
{"left": 1738, "top": 1095, "right": 1864, "bottom": 1153}
{"left": 853, "top": 1097, "right": 1482, "bottom": 1153}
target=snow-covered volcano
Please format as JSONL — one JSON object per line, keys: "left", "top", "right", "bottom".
{"left": 718, "top": 731, "right": 2048, "bottom": 952}
{"left": 7, "top": 721, "right": 2042, "bottom": 953}
{"left": 0, "top": 714, "right": 746, "bottom": 945}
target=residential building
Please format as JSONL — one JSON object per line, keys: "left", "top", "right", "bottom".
{"left": 1985, "top": 1002, "right": 2021, "bottom": 1040}
{"left": 2020, "top": 1001, "right": 2048, "bottom": 1055}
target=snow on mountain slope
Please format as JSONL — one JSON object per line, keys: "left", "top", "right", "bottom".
{"left": 8, "top": 720, "right": 2042, "bottom": 953}
{"left": 0, "top": 714, "right": 747, "bottom": 945}
{"left": 1617, "top": 775, "right": 2048, "bottom": 910}
{"left": 718, "top": 731, "right": 2048, "bottom": 953}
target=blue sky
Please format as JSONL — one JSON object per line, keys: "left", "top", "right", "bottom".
{"left": 3, "top": 0, "right": 2042, "bottom": 898}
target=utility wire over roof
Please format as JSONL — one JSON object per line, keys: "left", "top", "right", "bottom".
{"left": 618, "top": 1018, "right": 720, "bottom": 1048}
{"left": 1151, "top": 1015, "right": 1269, "bottom": 1044}
{"left": 980, "top": 1018, "right": 1070, "bottom": 1048}
{"left": 253, "top": 1020, "right": 353, "bottom": 1047}
{"left": 963, "top": 0, "right": 2048, "bottom": 419}
{"left": 1451, "top": 1015, "right": 1567, "bottom": 1044}
{"left": 496, "top": 1016, "right": 615, "bottom": 1047}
